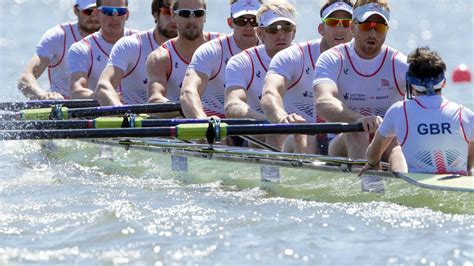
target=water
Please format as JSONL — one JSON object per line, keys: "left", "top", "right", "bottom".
{"left": 1, "top": 0, "right": 474, "bottom": 265}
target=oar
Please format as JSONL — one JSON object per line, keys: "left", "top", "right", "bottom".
{"left": 10, "top": 102, "right": 181, "bottom": 121}
{"left": 0, "top": 99, "right": 99, "bottom": 111}
{"left": 0, "top": 122, "right": 363, "bottom": 141}
{"left": 0, "top": 118, "right": 267, "bottom": 130}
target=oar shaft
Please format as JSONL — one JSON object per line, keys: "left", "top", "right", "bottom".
{"left": 0, "top": 127, "right": 175, "bottom": 140}
{"left": 68, "top": 103, "right": 181, "bottom": 118}
{"left": 227, "top": 123, "right": 364, "bottom": 135}
{"left": 0, "top": 99, "right": 99, "bottom": 111}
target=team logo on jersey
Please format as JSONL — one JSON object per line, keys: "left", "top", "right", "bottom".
{"left": 303, "top": 91, "right": 313, "bottom": 98}
{"left": 175, "top": 62, "right": 179, "bottom": 69}
{"left": 178, "top": 82, "right": 182, "bottom": 88}
{"left": 256, "top": 70, "right": 262, "bottom": 78}
{"left": 258, "top": 94, "right": 262, "bottom": 100}
{"left": 377, "top": 78, "right": 394, "bottom": 91}
{"left": 96, "top": 55, "right": 102, "bottom": 62}
{"left": 143, "top": 78, "right": 148, "bottom": 85}
{"left": 343, "top": 68, "right": 349, "bottom": 75}
{"left": 305, "top": 67, "right": 311, "bottom": 75}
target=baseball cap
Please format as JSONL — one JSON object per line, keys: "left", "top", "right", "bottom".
{"left": 258, "top": 9, "right": 296, "bottom": 27}
{"left": 76, "top": 0, "right": 96, "bottom": 10}
{"left": 231, "top": 0, "right": 261, "bottom": 18}
{"left": 353, "top": 3, "right": 390, "bottom": 24}
{"left": 321, "top": 1, "right": 353, "bottom": 19}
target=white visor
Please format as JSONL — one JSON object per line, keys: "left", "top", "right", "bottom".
{"left": 321, "top": 2, "right": 353, "bottom": 19}
{"left": 231, "top": 0, "right": 261, "bottom": 18}
{"left": 76, "top": 0, "right": 96, "bottom": 10}
{"left": 353, "top": 3, "right": 390, "bottom": 23}
{"left": 258, "top": 9, "right": 296, "bottom": 27}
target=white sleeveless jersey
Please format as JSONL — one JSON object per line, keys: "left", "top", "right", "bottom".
{"left": 108, "top": 29, "right": 158, "bottom": 104}
{"left": 68, "top": 29, "right": 136, "bottom": 93}
{"left": 380, "top": 96, "right": 473, "bottom": 175}
{"left": 268, "top": 39, "right": 322, "bottom": 121}
{"left": 225, "top": 45, "right": 271, "bottom": 114}
{"left": 189, "top": 34, "right": 242, "bottom": 118}
{"left": 36, "top": 22, "right": 82, "bottom": 97}
{"left": 161, "top": 32, "right": 221, "bottom": 102}
{"left": 314, "top": 41, "right": 408, "bottom": 117}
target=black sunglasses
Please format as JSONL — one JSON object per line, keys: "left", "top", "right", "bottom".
{"left": 233, "top": 16, "right": 258, "bottom": 27}
{"left": 174, "top": 9, "right": 206, "bottom": 18}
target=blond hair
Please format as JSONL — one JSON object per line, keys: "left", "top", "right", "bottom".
{"left": 256, "top": 0, "right": 297, "bottom": 21}
{"left": 354, "top": 0, "right": 390, "bottom": 12}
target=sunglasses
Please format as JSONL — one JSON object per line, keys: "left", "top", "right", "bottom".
{"left": 357, "top": 21, "right": 389, "bottom": 33}
{"left": 322, "top": 18, "right": 352, "bottom": 28}
{"left": 98, "top": 6, "right": 129, "bottom": 17}
{"left": 174, "top": 9, "right": 206, "bottom": 18}
{"left": 233, "top": 16, "right": 258, "bottom": 27}
{"left": 78, "top": 7, "right": 96, "bottom": 16}
{"left": 160, "top": 6, "right": 172, "bottom": 16}
{"left": 263, "top": 23, "right": 294, "bottom": 34}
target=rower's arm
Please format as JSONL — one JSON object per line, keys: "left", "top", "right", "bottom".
{"left": 95, "top": 66, "right": 125, "bottom": 106}
{"left": 69, "top": 71, "right": 94, "bottom": 99}
{"left": 468, "top": 141, "right": 474, "bottom": 175}
{"left": 225, "top": 86, "right": 266, "bottom": 120}
{"left": 18, "top": 55, "right": 64, "bottom": 100}
{"left": 314, "top": 82, "right": 364, "bottom": 123}
{"left": 366, "top": 131, "right": 393, "bottom": 166}
{"left": 261, "top": 73, "right": 291, "bottom": 123}
{"left": 146, "top": 47, "right": 171, "bottom": 104}
{"left": 180, "top": 69, "right": 209, "bottom": 119}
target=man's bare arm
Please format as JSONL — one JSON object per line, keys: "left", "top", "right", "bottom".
{"left": 69, "top": 71, "right": 94, "bottom": 99}
{"left": 18, "top": 55, "right": 64, "bottom": 100}
{"left": 261, "top": 73, "right": 292, "bottom": 123}
{"left": 95, "top": 66, "right": 125, "bottom": 106}
{"left": 225, "top": 86, "right": 266, "bottom": 120}
{"left": 180, "top": 69, "right": 209, "bottom": 118}
{"left": 146, "top": 47, "right": 172, "bottom": 104}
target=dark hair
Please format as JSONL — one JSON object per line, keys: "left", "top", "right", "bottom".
{"left": 172, "top": 0, "right": 207, "bottom": 11}
{"left": 408, "top": 46, "right": 446, "bottom": 81}
{"left": 96, "top": 0, "right": 129, "bottom": 7}
{"left": 320, "top": 0, "right": 353, "bottom": 17}
{"left": 152, "top": 0, "right": 165, "bottom": 16}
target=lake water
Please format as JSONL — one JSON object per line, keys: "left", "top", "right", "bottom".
{"left": 0, "top": 0, "right": 473, "bottom": 265}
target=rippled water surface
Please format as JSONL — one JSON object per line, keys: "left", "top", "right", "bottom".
{"left": 1, "top": 0, "right": 474, "bottom": 265}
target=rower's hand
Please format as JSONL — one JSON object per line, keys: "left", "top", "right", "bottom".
{"left": 38, "top": 91, "right": 64, "bottom": 100}
{"left": 356, "top": 115, "right": 382, "bottom": 134}
{"left": 280, "top": 113, "right": 306, "bottom": 124}
{"left": 357, "top": 162, "right": 381, "bottom": 176}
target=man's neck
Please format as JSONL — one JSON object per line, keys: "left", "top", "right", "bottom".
{"left": 101, "top": 29, "right": 125, "bottom": 44}
{"left": 354, "top": 44, "right": 382, "bottom": 60}
{"left": 153, "top": 27, "right": 169, "bottom": 46}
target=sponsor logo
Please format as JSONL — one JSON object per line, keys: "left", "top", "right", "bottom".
{"left": 143, "top": 78, "right": 148, "bottom": 85}
{"left": 256, "top": 70, "right": 262, "bottom": 78}
{"left": 175, "top": 62, "right": 179, "bottom": 69}
{"left": 305, "top": 67, "right": 311, "bottom": 75}
{"left": 343, "top": 93, "right": 367, "bottom": 101}
{"left": 96, "top": 55, "right": 102, "bottom": 62}
{"left": 178, "top": 82, "right": 182, "bottom": 88}
{"left": 368, "top": 95, "right": 389, "bottom": 100}
{"left": 343, "top": 68, "right": 349, "bottom": 75}
{"left": 303, "top": 91, "right": 313, "bottom": 98}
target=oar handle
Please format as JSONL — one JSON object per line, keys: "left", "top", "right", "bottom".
{"left": 0, "top": 99, "right": 99, "bottom": 111}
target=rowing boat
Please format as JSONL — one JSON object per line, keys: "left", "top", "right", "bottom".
{"left": 2, "top": 101, "right": 473, "bottom": 214}
{"left": 29, "top": 137, "right": 472, "bottom": 214}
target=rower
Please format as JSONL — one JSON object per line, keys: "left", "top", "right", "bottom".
{"left": 17, "top": 0, "right": 100, "bottom": 100}
{"left": 313, "top": 0, "right": 408, "bottom": 161}
{"left": 146, "top": 0, "right": 221, "bottom": 116}
{"left": 224, "top": 0, "right": 297, "bottom": 147}
{"left": 95, "top": 0, "right": 177, "bottom": 106}
{"left": 360, "top": 47, "right": 474, "bottom": 175}
{"left": 261, "top": 0, "right": 354, "bottom": 153}
{"left": 180, "top": 0, "right": 262, "bottom": 119}
{"left": 68, "top": 0, "right": 137, "bottom": 100}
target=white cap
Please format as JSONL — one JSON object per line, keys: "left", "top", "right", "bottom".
{"left": 258, "top": 9, "right": 296, "bottom": 27}
{"left": 231, "top": 0, "right": 261, "bottom": 18}
{"left": 353, "top": 3, "right": 390, "bottom": 23}
{"left": 76, "top": 0, "right": 96, "bottom": 10}
{"left": 321, "top": 1, "right": 353, "bottom": 19}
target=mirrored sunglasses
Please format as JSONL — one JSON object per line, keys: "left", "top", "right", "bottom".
{"left": 174, "top": 9, "right": 206, "bottom": 18}
{"left": 233, "top": 16, "right": 258, "bottom": 27}
{"left": 322, "top": 18, "right": 352, "bottom": 28}
{"left": 98, "top": 6, "right": 129, "bottom": 17}
{"left": 263, "top": 22, "right": 294, "bottom": 34}
{"left": 357, "top": 21, "right": 389, "bottom": 33}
